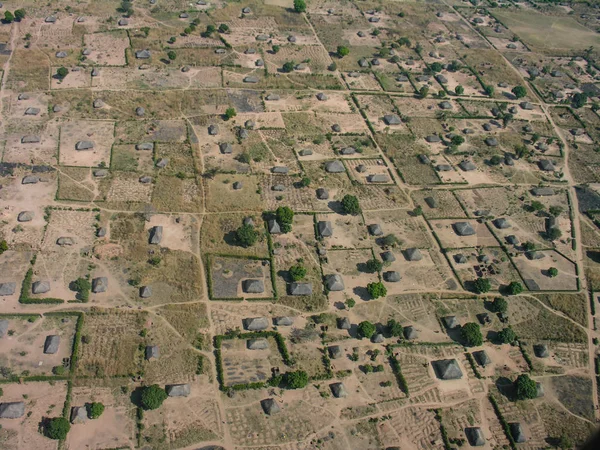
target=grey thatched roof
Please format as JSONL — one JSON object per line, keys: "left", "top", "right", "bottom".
{"left": 149, "top": 226, "right": 163, "bottom": 244}
{"left": 273, "top": 316, "right": 294, "bottom": 326}
{"left": 368, "top": 174, "right": 390, "bottom": 183}
{"left": 384, "top": 271, "right": 401, "bottom": 282}
{"left": 93, "top": 99, "right": 104, "bottom": 109}
{"left": 338, "top": 317, "right": 351, "bottom": 330}
{"left": 328, "top": 345, "right": 342, "bottom": 359}
{"left": 139, "top": 285, "right": 152, "bottom": 298}
{"left": 24, "top": 107, "right": 40, "bottom": 115}
{"left": 318, "top": 221, "right": 333, "bottom": 238}
{"left": 332, "top": 123, "right": 341, "bottom": 132}
{"left": 432, "top": 359, "right": 463, "bottom": 380}
{"left": 21, "top": 135, "right": 41, "bottom": 144}
{"left": 439, "top": 101, "right": 452, "bottom": 110}
{"left": 536, "top": 382, "right": 544, "bottom": 398}
{"left": 92, "top": 277, "right": 108, "bottom": 293}
{"left": 465, "top": 427, "right": 485, "bottom": 446}
{"left": 94, "top": 169, "right": 108, "bottom": 178}
{"left": 485, "top": 137, "right": 499, "bottom": 147}
{"left": 289, "top": 283, "right": 312, "bottom": 296}
{"left": 534, "top": 344, "right": 549, "bottom": 358}
{"left": 494, "top": 218, "right": 510, "bottom": 229}
{"left": 233, "top": 181, "right": 242, "bottom": 190}
{"left": 404, "top": 248, "right": 422, "bottom": 262}
{"left": 0, "top": 402, "right": 25, "bottom": 419}
{"left": 510, "top": 423, "right": 526, "bottom": 443}
{"left": 155, "top": 158, "right": 169, "bottom": 169}
{"left": 0, "top": 283, "right": 17, "bottom": 296}
{"left": 368, "top": 224, "right": 383, "bottom": 236}
{"left": 44, "top": 335, "right": 60, "bottom": 354}
{"left": 454, "top": 254, "right": 467, "bottom": 264}
{"left": 247, "top": 338, "right": 269, "bottom": 350}
{"left": 404, "top": 326, "right": 418, "bottom": 340}
{"left": 268, "top": 219, "right": 281, "bottom": 234}
{"left": 473, "top": 350, "right": 491, "bottom": 367}
{"left": 325, "top": 274, "right": 344, "bottom": 291}
{"left": 261, "top": 398, "right": 280, "bottom": 415}
{"left": 166, "top": 384, "right": 191, "bottom": 397}
{"left": 145, "top": 345, "right": 159, "bottom": 360}
{"left": 243, "top": 279, "right": 265, "bottom": 294}
{"left": 459, "top": 160, "right": 477, "bottom": 171}
{"left": 436, "top": 164, "right": 452, "bottom": 172}
{"left": 32, "top": 281, "right": 50, "bottom": 295}
{"left": 383, "top": 114, "right": 401, "bottom": 125}
{"left": 531, "top": 187, "right": 555, "bottom": 197}
{"left": 425, "top": 196, "right": 438, "bottom": 208}
{"left": 17, "top": 211, "right": 33, "bottom": 222}
{"left": 136, "top": 142, "right": 154, "bottom": 151}
{"left": 330, "top": 382, "right": 347, "bottom": 398}
{"left": 372, "top": 333, "right": 384, "bottom": 343}
{"left": 443, "top": 316, "right": 459, "bottom": 329}
{"left": 381, "top": 251, "right": 395, "bottom": 263}
{"left": 316, "top": 93, "right": 328, "bottom": 101}
{"left": 57, "top": 237, "right": 75, "bottom": 246}
{"left": 0, "top": 320, "right": 9, "bottom": 338}
{"left": 426, "top": 135, "right": 441, "bottom": 143}
{"left": 71, "top": 406, "right": 87, "bottom": 424}
{"left": 244, "top": 317, "right": 269, "bottom": 331}
{"left": 526, "top": 251, "right": 545, "bottom": 260}
{"left": 271, "top": 166, "right": 288, "bottom": 174}
{"left": 299, "top": 148, "right": 313, "bottom": 156}
{"left": 244, "top": 76, "right": 260, "bottom": 83}
{"left": 340, "top": 147, "right": 356, "bottom": 155}
{"left": 324, "top": 160, "right": 345, "bottom": 173}
{"left": 316, "top": 188, "right": 329, "bottom": 200}
{"left": 506, "top": 235, "right": 520, "bottom": 245}
{"left": 243, "top": 217, "right": 254, "bottom": 227}
{"left": 208, "top": 124, "right": 219, "bottom": 135}
{"left": 453, "top": 222, "right": 475, "bottom": 236}
{"left": 22, "top": 176, "right": 39, "bottom": 184}
{"left": 135, "top": 50, "right": 151, "bottom": 59}
{"left": 220, "top": 143, "right": 232, "bottom": 154}
{"left": 136, "top": 107, "right": 145, "bottom": 116}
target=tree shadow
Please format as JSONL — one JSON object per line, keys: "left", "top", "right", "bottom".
{"left": 502, "top": 92, "right": 517, "bottom": 100}
{"left": 495, "top": 376, "right": 517, "bottom": 401}
{"left": 277, "top": 269, "right": 292, "bottom": 283}
{"left": 327, "top": 200, "right": 343, "bottom": 213}
{"left": 223, "top": 230, "right": 239, "bottom": 247}
{"left": 130, "top": 386, "right": 145, "bottom": 408}
{"left": 353, "top": 286, "right": 370, "bottom": 301}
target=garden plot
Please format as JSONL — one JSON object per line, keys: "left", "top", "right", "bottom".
{"left": 115, "top": 120, "right": 187, "bottom": 144}
{"left": 354, "top": 353, "right": 407, "bottom": 403}
{"left": 209, "top": 256, "right": 273, "bottom": 300}
{"left": 59, "top": 120, "right": 115, "bottom": 167}
{"left": 409, "top": 74, "right": 444, "bottom": 97}
{"left": 317, "top": 112, "right": 370, "bottom": 134}
{"left": 50, "top": 67, "right": 91, "bottom": 89}
{"left": 0, "top": 381, "right": 68, "bottom": 450}
{"left": 0, "top": 314, "right": 77, "bottom": 377}
{"left": 92, "top": 66, "right": 222, "bottom": 90}
{"left": 236, "top": 111, "right": 286, "bottom": 129}
{"left": 488, "top": 36, "right": 529, "bottom": 53}
{"left": 296, "top": 159, "right": 352, "bottom": 190}
{"left": 101, "top": 172, "right": 154, "bottom": 204}
{"left": 111, "top": 144, "right": 155, "bottom": 172}
{"left": 201, "top": 213, "right": 269, "bottom": 259}
{"left": 323, "top": 249, "right": 381, "bottom": 302}
{"left": 77, "top": 310, "right": 146, "bottom": 377}
{"left": 447, "top": 247, "right": 522, "bottom": 291}
{"left": 512, "top": 250, "right": 578, "bottom": 291}
{"left": 67, "top": 383, "right": 136, "bottom": 450}
{"left": 141, "top": 380, "right": 222, "bottom": 448}
{"left": 221, "top": 336, "right": 283, "bottom": 386}
{"left": 259, "top": 175, "right": 318, "bottom": 212}
{"left": 9, "top": 92, "right": 50, "bottom": 120}
{"left": 351, "top": 183, "right": 410, "bottom": 211}
{"left": 3, "top": 125, "right": 59, "bottom": 165}
{"left": 144, "top": 214, "right": 195, "bottom": 254}
{"left": 363, "top": 211, "right": 434, "bottom": 249}
{"left": 32, "top": 250, "right": 88, "bottom": 303}
{"left": 429, "top": 219, "right": 499, "bottom": 249}
{"left": 264, "top": 45, "right": 332, "bottom": 73}
{"left": 345, "top": 159, "right": 394, "bottom": 185}
{"left": 440, "top": 69, "right": 483, "bottom": 96}
{"left": 411, "top": 190, "right": 467, "bottom": 219}
{"left": 385, "top": 248, "right": 455, "bottom": 294}
{"left": 385, "top": 294, "right": 446, "bottom": 341}
{"left": 264, "top": 91, "right": 352, "bottom": 113}
{"left": 153, "top": 142, "right": 196, "bottom": 177}
{"left": 288, "top": 343, "right": 329, "bottom": 379}
{"left": 0, "top": 251, "right": 31, "bottom": 307}
{"left": 310, "top": 210, "right": 366, "bottom": 248}
{"left": 205, "top": 174, "right": 264, "bottom": 213}
{"left": 83, "top": 31, "right": 131, "bottom": 66}
{"left": 356, "top": 94, "right": 402, "bottom": 130}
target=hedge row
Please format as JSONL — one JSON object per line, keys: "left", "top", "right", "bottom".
{"left": 517, "top": 342, "right": 533, "bottom": 372}
{"left": 388, "top": 352, "right": 409, "bottom": 396}
{"left": 465, "top": 352, "right": 482, "bottom": 379}
{"left": 19, "top": 268, "right": 63, "bottom": 304}
{"left": 433, "top": 409, "right": 452, "bottom": 450}
{"left": 488, "top": 394, "right": 517, "bottom": 450}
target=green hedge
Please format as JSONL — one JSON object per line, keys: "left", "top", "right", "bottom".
{"left": 388, "top": 352, "right": 409, "bottom": 396}
{"left": 489, "top": 394, "right": 517, "bottom": 450}
{"left": 465, "top": 352, "right": 482, "bottom": 379}
{"left": 19, "top": 268, "right": 64, "bottom": 304}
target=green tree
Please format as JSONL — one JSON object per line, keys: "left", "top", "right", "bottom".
{"left": 365, "top": 258, "right": 383, "bottom": 273}
{"left": 429, "top": 62, "right": 443, "bottom": 73}
{"left": 514, "top": 374, "right": 537, "bottom": 400}
{"left": 549, "top": 206, "right": 563, "bottom": 217}
{"left": 275, "top": 206, "right": 294, "bottom": 233}
{"left": 548, "top": 267, "right": 558, "bottom": 277}
{"left": 455, "top": 85, "right": 464, "bottom": 95}
{"left": 461, "top": 322, "right": 483, "bottom": 347}
{"left": 367, "top": 282, "right": 387, "bottom": 299}
{"left": 141, "top": 26, "right": 150, "bottom": 37}
{"left": 282, "top": 61, "right": 295, "bottom": 73}
{"left": 511, "top": 85, "right": 527, "bottom": 99}
{"left": 346, "top": 298, "right": 356, "bottom": 308}
{"left": 224, "top": 107, "right": 236, "bottom": 120}
{"left": 299, "top": 177, "right": 311, "bottom": 187}
{"left": 0, "top": 240, "right": 8, "bottom": 255}
{"left": 546, "top": 227, "right": 562, "bottom": 241}
{"left": 87, "top": 402, "right": 105, "bottom": 419}
{"left": 473, "top": 277, "right": 491, "bottom": 294}
{"left": 235, "top": 224, "right": 259, "bottom": 247}
{"left": 506, "top": 281, "right": 523, "bottom": 296}
{"left": 530, "top": 200, "right": 544, "bottom": 212}
{"left": 484, "top": 85, "right": 494, "bottom": 96}
{"left": 337, "top": 46, "right": 349, "bottom": 57}
{"left": 289, "top": 263, "right": 307, "bottom": 281}
{"left": 522, "top": 241, "right": 536, "bottom": 251}
{"left": 386, "top": 319, "right": 403, "bottom": 337}
{"left": 497, "top": 327, "right": 517, "bottom": 344}
{"left": 284, "top": 370, "right": 308, "bottom": 389}
{"left": 451, "top": 135, "right": 465, "bottom": 146}
{"left": 206, "top": 24, "right": 216, "bottom": 34}
{"left": 14, "top": 9, "right": 26, "bottom": 21}
{"left": 4, "top": 11, "right": 14, "bottom": 22}
{"left": 272, "top": 45, "right": 280, "bottom": 54}
{"left": 558, "top": 435, "right": 574, "bottom": 450}
{"left": 491, "top": 297, "right": 508, "bottom": 313}
{"left": 218, "top": 23, "right": 229, "bottom": 33}
{"left": 358, "top": 321, "right": 376, "bottom": 339}
{"left": 419, "top": 86, "right": 429, "bottom": 98}
{"left": 341, "top": 194, "right": 361, "bottom": 215}
{"left": 167, "top": 50, "right": 177, "bottom": 61}
{"left": 140, "top": 384, "right": 168, "bottom": 410}
{"left": 489, "top": 155, "right": 503, "bottom": 166}
{"left": 382, "top": 234, "right": 399, "bottom": 247}
{"left": 118, "top": 0, "right": 134, "bottom": 16}
{"left": 45, "top": 417, "right": 70, "bottom": 440}
{"left": 571, "top": 92, "right": 587, "bottom": 109}
{"left": 293, "top": 0, "right": 306, "bottom": 13}
{"left": 56, "top": 67, "right": 68, "bottom": 78}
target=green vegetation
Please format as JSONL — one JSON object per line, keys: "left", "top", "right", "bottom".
{"left": 491, "top": 297, "right": 508, "bottom": 313}
{"left": 461, "top": 322, "right": 483, "bottom": 347}
{"left": 289, "top": 263, "right": 307, "bottom": 281}
{"left": 357, "top": 321, "right": 376, "bottom": 339}
{"left": 514, "top": 374, "right": 537, "bottom": 400}
{"left": 511, "top": 85, "right": 527, "bottom": 99}
{"left": 337, "top": 46, "right": 349, "bottom": 57}
{"left": 0, "top": 240, "right": 7, "bottom": 255}
{"left": 140, "top": 385, "right": 168, "bottom": 410}
{"left": 506, "top": 282, "right": 523, "bottom": 296}
{"left": 87, "top": 402, "right": 105, "bottom": 419}
{"left": 497, "top": 327, "right": 517, "bottom": 344}
{"left": 548, "top": 267, "right": 558, "bottom": 277}
{"left": 473, "top": 278, "right": 491, "bottom": 294}
{"left": 367, "top": 282, "right": 387, "bottom": 299}
{"left": 386, "top": 319, "right": 403, "bottom": 337}
{"left": 365, "top": 258, "right": 383, "bottom": 273}
{"left": 224, "top": 107, "right": 237, "bottom": 120}
{"left": 56, "top": 67, "right": 68, "bottom": 79}
{"left": 275, "top": 206, "right": 294, "bottom": 233}
{"left": 284, "top": 370, "right": 308, "bottom": 389}
{"left": 44, "top": 417, "right": 70, "bottom": 440}
{"left": 294, "top": 0, "right": 306, "bottom": 13}
{"left": 235, "top": 223, "right": 259, "bottom": 247}
{"left": 4, "top": 11, "right": 14, "bottom": 23}
{"left": 341, "top": 195, "right": 361, "bottom": 215}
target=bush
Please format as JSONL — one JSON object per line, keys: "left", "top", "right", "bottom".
{"left": 357, "top": 321, "right": 376, "bottom": 339}
{"left": 365, "top": 258, "right": 383, "bottom": 273}
{"left": 56, "top": 67, "right": 69, "bottom": 78}
{"left": 284, "top": 370, "right": 308, "bottom": 389}
{"left": 282, "top": 61, "right": 295, "bottom": 73}
{"left": 52, "top": 365, "right": 66, "bottom": 375}
{"left": 337, "top": 46, "right": 349, "bottom": 57}
{"left": 497, "top": 327, "right": 517, "bottom": 344}
{"left": 289, "top": 264, "right": 306, "bottom": 281}
{"left": 293, "top": 0, "right": 306, "bottom": 13}
{"left": 346, "top": 298, "right": 356, "bottom": 308}
{"left": 546, "top": 227, "right": 562, "bottom": 241}
{"left": 235, "top": 224, "right": 258, "bottom": 247}
{"left": 461, "top": 322, "right": 483, "bottom": 347}
{"left": 275, "top": 206, "right": 294, "bottom": 233}
{"left": 45, "top": 417, "right": 70, "bottom": 440}
{"left": 224, "top": 107, "right": 236, "bottom": 120}
{"left": 87, "top": 402, "right": 105, "bottom": 419}
{"left": 505, "top": 282, "right": 523, "bottom": 296}
{"left": 140, "top": 385, "right": 167, "bottom": 410}
{"left": 511, "top": 85, "right": 527, "bottom": 99}
{"left": 548, "top": 267, "right": 558, "bottom": 277}
{"left": 218, "top": 23, "right": 229, "bottom": 33}
{"left": 0, "top": 240, "right": 7, "bottom": 255}
{"left": 4, "top": 11, "right": 14, "bottom": 23}
{"left": 341, "top": 195, "right": 361, "bottom": 215}
{"left": 299, "top": 177, "right": 311, "bottom": 187}
{"left": 367, "top": 282, "right": 387, "bottom": 299}
{"left": 167, "top": 50, "right": 177, "bottom": 60}
{"left": 386, "top": 319, "right": 403, "bottom": 337}
{"left": 455, "top": 85, "right": 464, "bottom": 95}
{"left": 473, "top": 277, "right": 491, "bottom": 294}
{"left": 514, "top": 374, "right": 537, "bottom": 400}
{"left": 382, "top": 234, "right": 399, "bottom": 247}
{"left": 491, "top": 297, "right": 508, "bottom": 313}
{"left": 14, "top": 9, "right": 26, "bottom": 20}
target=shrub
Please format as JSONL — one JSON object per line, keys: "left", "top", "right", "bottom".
{"left": 14, "top": 9, "right": 26, "bottom": 20}
{"left": 0, "top": 240, "right": 8, "bottom": 255}
{"left": 140, "top": 385, "right": 167, "bottom": 410}
{"left": 357, "top": 321, "right": 376, "bottom": 339}
{"left": 282, "top": 61, "right": 295, "bottom": 73}
{"left": 382, "top": 234, "right": 399, "bottom": 247}
{"left": 87, "top": 402, "right": 105, "bottom": 419}
{"left": 167, "top": 50, "right": 177, "bottom": 60}
{"left": 546, "top": 227, "right": 562, "bottom": 241}
{"left": 367, "top": 282, "right": 387, "bottom": 299}
{"left": 455, "top": 85, "right": 464, "bottom": 95}
{"left": 299, "top": 177, "right": 311, "bottom": 187}
{"left": 289, "top": 264, "right": 307, "bottom": 281}
{"left": 514, "top": 374, "right": 537, "bottom": 400}
{"left": 506, "top": 282, "right": 523, "bottom": 296}
{"left": 275, "top": 206, "right": 294, "bottom": 233}
{"left": 44, "top": 417, "right": 70, "bottom": 440}
{"left": 284, "top": 370, "right": 308, "bottom": 389}
{"left": 365, "top": 258, "right": 383, "bottom": 273}
{"left": 386, "top": 319, "right": 403, "bottom": 337}
{"left": 293, "top": 0, "right": 306, "bottom": 13}
{"left": 218, "top": 23, "right": 229, "bottom": 33}
{"left": 548, "top": 267, "right": 558, "bottom": 277}
{"left": 224, "top": 107, "right": 236, "bottom": 120}
{"left": 4, "top": 11, "right": 14, "bottom": 22}
{"left": 52, "top": 365, "right": 66, "bottom": 375}
{"left": 497, "top": 327, "right": 517, "bottom": 344}
{"left": 346, "top": 298, "right": 356, "bottom": 308}
{"left": 473, "top": 277, "right": 491, "bottom": 294}
{"left": 337, "top": 46, "right": 349, "bottom": 57}
{"left": 235, "top": 224, "right": 258, "bottom": 247}
{"left": 491, "top": 297, "right": 508, "bottom": 313}
{"left": 461, "top": 322, "right": 483, "bottom": 347}
{"left": 56, "top": 67, "right": 69, "bottom": 78}
{"left": 511, "top": 85, "right": 527, "bottom": 99}
{"left": 341, "top": 195, "right": 360, "bottom": 215}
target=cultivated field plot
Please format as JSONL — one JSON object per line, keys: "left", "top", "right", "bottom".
{"left": 221, "top": 336, "right": 283, "bottom": 386}
{"left": 59, "top": 120, "right": 115, "bottom": 167}
{"left": 209, "top": 256, "right": 274, "bottom": 299}
{"left": 0, "top": 251, "right": 32, "bottom": 307}
{"left": 363, "top": 210, "right": 434, "bottom": 249}
{"left": 323, "top": 249, "right": 381, "bottom": 302}
{"left": 429, "top": 219, "right": 499, "bottom": 249}
{"left": 512, "top": 250, "right": 578, "bottom": 291}
{"left": 205, "top": 174, "right": 264, "bottom": 212}
{"left": 447, "top": 247, "right": 522, "bottom": 291}
{"left": 83, "top": 31, "right": 130, "bottom": 66}
{"left": 0, "top": 314, "right": 77, "bottom": 378}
